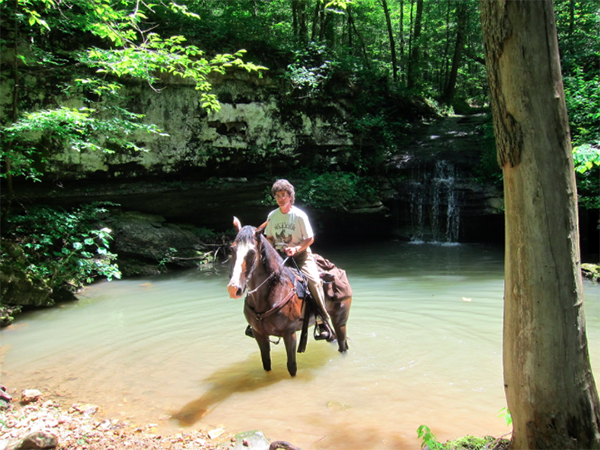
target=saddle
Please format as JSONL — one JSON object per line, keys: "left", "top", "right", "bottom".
{"left": 284, "top": 265, "right": 310, "bottom": 299}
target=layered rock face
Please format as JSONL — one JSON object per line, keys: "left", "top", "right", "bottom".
{"left": 7, "top": 72, "right": 503, "bottom": 245}
{"left": 44, "top": 72, "right": 354, "bottom": 181}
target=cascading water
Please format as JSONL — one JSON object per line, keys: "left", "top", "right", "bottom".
{"left": 387, "top": 114, "right": 504, "bottom": 244}
{"left": 432, "top": 160, "right": 460, "bottom": 243}
{"left": 400, "top": 160, "right": 462, "bottom": 243}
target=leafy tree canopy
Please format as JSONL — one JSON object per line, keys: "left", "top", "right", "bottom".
{"left": 0, "top": 0, "right": 265, "bottom": 183}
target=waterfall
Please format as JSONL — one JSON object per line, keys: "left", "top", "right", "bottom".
{"left": 405, "top": 160, "right": 461, "bottom": 243}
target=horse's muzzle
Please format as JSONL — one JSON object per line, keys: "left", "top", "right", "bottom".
{"left": 227, "top": 283, "right": 244, "bottom": 299}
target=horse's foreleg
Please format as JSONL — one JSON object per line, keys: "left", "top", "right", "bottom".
{"left": 254, "top": 332, "right": 272, "bottom": 372}
{"left": 283, "top": 332, "right": 298, "bottom": 377}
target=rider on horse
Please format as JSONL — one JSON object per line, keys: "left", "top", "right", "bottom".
{"left": 246, "top": 179, "right": 334, "bottom": 341}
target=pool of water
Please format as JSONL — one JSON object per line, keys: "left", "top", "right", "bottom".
{"left": 2, "top": 241, "right": 599, "bottom": 449}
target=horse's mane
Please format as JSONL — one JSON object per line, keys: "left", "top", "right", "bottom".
{"left": 235, "top": 225, "right": 256, "bottom": 246}
{"left": 258, "top": 233, "right": 285, "bottom": 274}
{"left": 235, "top": 225, "right": 293, "bottom": 282}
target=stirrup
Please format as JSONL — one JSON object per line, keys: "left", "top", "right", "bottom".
{"left": 314, "top": 322, "right": 331, "bottom": 341}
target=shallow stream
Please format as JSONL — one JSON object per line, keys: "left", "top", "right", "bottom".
{"left": 2, "top": 241, "right": 599, "bottom": 449}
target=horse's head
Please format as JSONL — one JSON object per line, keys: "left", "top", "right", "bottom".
{"left": 227, "top": 217, "right": 264, "bottom": 299}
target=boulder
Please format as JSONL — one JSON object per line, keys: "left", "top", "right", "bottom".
{"left": 106, "top": 211, "right": 216, "bottom": 276}
{"left": 5, "top": 431, "right": 58, "bottom": 450}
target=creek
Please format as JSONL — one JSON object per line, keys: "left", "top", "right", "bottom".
{"left": 2, "top": 241, "right": 599, "bottom": 450}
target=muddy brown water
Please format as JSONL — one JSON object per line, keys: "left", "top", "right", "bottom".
{"left": 2, "top": 241, "right": 599, "bottom": 449}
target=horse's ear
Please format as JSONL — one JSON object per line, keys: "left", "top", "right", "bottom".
{"left": 233, "top": 216, "right": 242, "bottom": 231}
{"left": 255, "top": 220, "right": 268, "bottom": 236}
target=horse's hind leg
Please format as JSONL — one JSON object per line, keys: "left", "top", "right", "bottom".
{"left": 283, "top": 332, "right": 298, "bottom": 377}
{"left": 330, "top": 298, "right": 351, "bottom": 353}
{"left": 254, "top": 332, "right": 272, "bottom": 372}
{"left": 333, "top": 322, "right": 348, "bottom": 353}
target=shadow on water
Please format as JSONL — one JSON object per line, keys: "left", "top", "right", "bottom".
{"left": 171, "top": 344, "right": 335, "bottom": 427}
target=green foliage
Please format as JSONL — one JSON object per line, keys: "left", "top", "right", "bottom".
{"left": 497, "top": 407, "right": 512, "bottom": 427}
{"left": 158, "top": 247, "right": 178, "bottom": 270}
{"left": 444, "top": 435, "right": 510, "bottom": 450}
{"left": 0, "top": 305, "right": 22, "bottom": 327}
{"left": 417, "top": 425, "right": 510, "bottom": 450}
{"left": 286, "top": 42, "right": 339, "bottom": 97}
{"left": 572, "top": 145, "right": 600, "bottom": 209}
{"left": 294, "top": 169, "right": 379, "bottom": 210}
{"left": 1, "top": 106, "right": 167, "bottom": 181}
{"left": 417, "top": 425, "right": 443, "bottom": 450}
{"left": 473, "top": 116, "right": 502, "bottom": 186}
{"left": 2, "top": 203, "right": 121, "bottom": 293}
{"left": 1, "top": 0, "right": 265, "bottom": 185}
{"left": 573, "top": 144, "right": 600, "bottom": 175}
{"left": 563, "top": 68, "right": 600, "bottom": 148}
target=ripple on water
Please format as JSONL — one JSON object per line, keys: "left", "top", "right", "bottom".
{"left": 2, "top": 242, "right": 599, "bottom": 450}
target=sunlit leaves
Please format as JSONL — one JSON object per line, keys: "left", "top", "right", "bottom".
{"left": 4, "top": 203, "right": 122, "bottom": 290}
{"left": 168, "top": 1, "right": 200, "bottom": 20}
{"left": 2, "top": 0, "right": 265, "bottom": 185}
{"left": 1, "top": 106, "right": 167, "bottom": 180}
{"left": 573, "top": 144, "right": 600, "bottom": 175}
{"left": 82, "top": 37, "right": 264, "bottom": 106}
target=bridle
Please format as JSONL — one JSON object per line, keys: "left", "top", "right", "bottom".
{"left": 240, "top": 236, "right": 296, "bottom": 321}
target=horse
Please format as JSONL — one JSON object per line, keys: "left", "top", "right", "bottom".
{"left": 227, "top": 217, "right": 351, "bottom": 377}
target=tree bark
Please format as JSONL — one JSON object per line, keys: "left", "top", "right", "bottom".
{"left": 381, "top": 0, "right": 398, "bottom": 82}
{"left": 442, "top": 1, "right": 468, "bottom": 103}
{"left": 407, "top": 0, "right": 423, "bottom": 89}
{"left": 479, "top": 1, "right": 600, "bottom": 449}
{"left": 398, "top": 0, "right": 405, "bottom": 84}
{"left": 347, "top": 6, "right": 370, "bottom": 69}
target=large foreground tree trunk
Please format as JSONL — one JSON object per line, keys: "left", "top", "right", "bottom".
{"left": 479, "top": 1, "right": 600, "bottom": 449}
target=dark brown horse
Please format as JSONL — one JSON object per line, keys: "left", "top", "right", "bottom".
{"left": 227, "top": 217, "right": 351, "bottom": 377}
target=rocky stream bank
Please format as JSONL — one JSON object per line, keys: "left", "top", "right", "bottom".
{"left": 0, "top": 386, "right": 299, "bottom": 450}
{"left": 0, "top": 386, "right": 511, "bottom": 450}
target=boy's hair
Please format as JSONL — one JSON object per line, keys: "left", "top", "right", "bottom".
{"left": 271, "top": 179, "right": 295, "bottom": 204}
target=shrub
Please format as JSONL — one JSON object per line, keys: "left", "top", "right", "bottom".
{"left": 2, "top": 203, "right": 121, "bottom": 295}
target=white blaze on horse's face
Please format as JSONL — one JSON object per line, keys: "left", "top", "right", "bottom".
{"left": 227, "top": 238, "right": 254, "bottom": 299}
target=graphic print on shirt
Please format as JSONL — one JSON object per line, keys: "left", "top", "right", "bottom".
{"left": 275, "top": 229, "right": 293, "bottom": 248}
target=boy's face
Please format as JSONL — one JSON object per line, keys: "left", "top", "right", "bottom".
{"left": 274, "top": 190, "right": 292, "bottom": 210}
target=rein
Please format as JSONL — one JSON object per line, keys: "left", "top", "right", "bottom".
{"left": 246, "top": 254, "right": 289, "bottom": 295}
{"left": 245, "top": 247, "right": 297, "bottom": 321}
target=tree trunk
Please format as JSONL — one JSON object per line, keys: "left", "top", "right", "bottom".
{"left": 407, "top": 0, "right": 423, "bottom": 89}
{"left": 347, "top": 7, "right": 370, "bottom": 69}
{"left": 381, "top": 0, "right": 398, "bottom": 82}
{"left": 442, "top": 1, "right": 468, "bottom": 103}
{"left": 311, "top": 0, "right": 321, "bottom": 41}
{"left": 479, "top": 1, "right": 600, "bottom": 449}
{"left": 398, "top": 0, "right": 405, "bottom": 84}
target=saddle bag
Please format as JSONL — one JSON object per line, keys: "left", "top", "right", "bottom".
{"left": 313, "top": 254, "right": 353, "bottom": 301}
